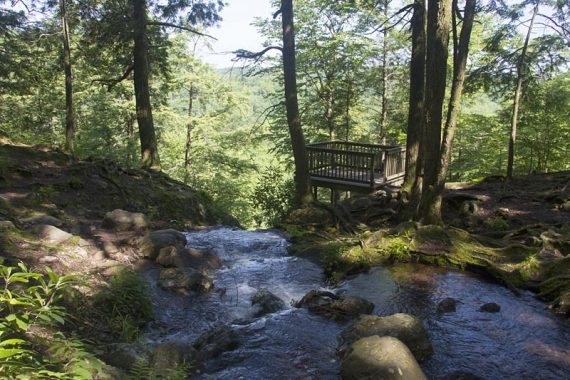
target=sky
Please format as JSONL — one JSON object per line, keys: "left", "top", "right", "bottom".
{"left": 197, "top": 0, "right": 274, "bottom": 68}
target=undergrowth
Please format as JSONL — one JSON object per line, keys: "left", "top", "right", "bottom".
{"left": 0, "top": 259, "right": 106, "bottom": 379}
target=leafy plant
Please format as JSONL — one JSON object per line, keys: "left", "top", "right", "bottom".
{"left": 92, "top": 269, "right": 153, "bottom": 342}
{"left": 0, "top": 259, "right": 104, "bottom": 378}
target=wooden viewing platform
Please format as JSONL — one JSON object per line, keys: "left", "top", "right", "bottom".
{"left": 307, "top": 141, "right": 406, "bottom": 193}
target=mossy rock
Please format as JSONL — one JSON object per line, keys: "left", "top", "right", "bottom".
{"left": 287, "top": 206, "right": 334, "bottom": 227}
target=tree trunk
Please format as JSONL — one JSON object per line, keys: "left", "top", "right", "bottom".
{"left": 403, "top": 0, "right": 426, "bottom": 211}
{"left": 325, "top": 74, "right": 335, "bottom": 140}
{"left": 61, "top": 0, "right": 74, "bottom": 155}
{"left": 425, "top": 0, "right": 477, "bottom": 222}
{"left": 507, "top": 1, "right": 538, "bottom": 179}
{"left": 379, "top": 0, "right": 389, "bottom": 145}
{"left": 345, "top": 77, "right": 351, "bottom": 141}
{"left": 184, "top": 85, "right": 195, "bottom": 183}
{"left": 417, "top": 0, "right": 452, "bottom": 225}
{"left": 281, "top": 0, "right": 312, "bottom": 207}
{"left": 133, "top": 0, "right": 160, "bottom": 169}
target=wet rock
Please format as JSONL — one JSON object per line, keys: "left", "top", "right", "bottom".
{"left": 156, "top": 246, "right": 223, "bottom": 272}
{"left": 437, "top": 297, "right": 457, "bottom": 314}
{"left": 0, "top": 220, "right": 15, "bottom": 230}
{"left": 340, "top": 336, "right": 428, "bottom": 380}
{"left": 157, "top": 267, "right": 213, "bottom": 294}
{"left": 141, "top": 229, "right": 187, "bottom": 260}
{"left": 339, "top": 313, "right": 433, "bottom": 362}
{"left": 151, "top": 342, "right": 197, "bottom": 370}
{"left": 479, "top": 302, "right": 501, "bottom": 313}
{"left": 192, "top": 325, "right": 239, "bottom": 361}
{"left": 295, "top": 290, "right": 374, "bottom": 320}
{"left": 100, "top": 343, "right": 149, "bottom": 371}
{"left": 102, "top": 209, "right": 148, "bottom": 231}
{"left": 31, "top": 224, "right": 73, "bottom": 244}
{"left": 20, "top": 215, "right": 62, "bottom": 227}
{"left": 251, "top": 288, "right": 286, "bottom": 317}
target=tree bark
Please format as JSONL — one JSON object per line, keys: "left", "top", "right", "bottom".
{"left": 133, "top": 0, "right": 160, "bottom": 169}
{"left": 417, "top": 0, "right": 452, "bottom": 225}
{"left": 61, "top": 0, "right": 74, "bottom": 155}
{"left": 507, "top": 1, "right": 538, "bottom": 179}
{"left": 425, "top": 0, "right": 477, "bottom": 221}
{"left": 379, "top": 0, "right": 389, "bottom": 145}
{"left": 403, "top": 0, "right": 426, "bottom": 213}
{"left": 281, "top": 0, "right": 312, "bottom": 206}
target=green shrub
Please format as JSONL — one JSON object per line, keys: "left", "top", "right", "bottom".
{"left": 0, "top": 259, "right": 104, "bottom": 378}
{"left": 93, "top": 269, "right": 153, "bottom": 342}
{"left": 251, "top": 165, "right": 295, "bottom": 227}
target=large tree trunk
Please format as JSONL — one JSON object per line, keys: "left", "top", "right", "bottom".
{"left": 379, "top": 0, "right": 389, "bottom": 145}
{"left": 61, "top": 0, "right": 74, "bottom": 155}
{"left": 425, "top": 0, "right": 477, "bottom": 221}
{"left": 507, "top": 1, "right": 538, "bottom": 179}
{"left": 417, "top": 0, "right": 452, "bottom": 225}
{"left": 281, "top": 0, "right": 312, "bottom": 207}
{"left": 403, "top": 0, "right": 426, "bottom": 214}
{"left": 133, "top": 0, "right": 160, "bottom": 169}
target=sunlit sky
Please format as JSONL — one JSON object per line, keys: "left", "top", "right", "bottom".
{"left": 198, "top": 0, "right": 274, "bottom": 68}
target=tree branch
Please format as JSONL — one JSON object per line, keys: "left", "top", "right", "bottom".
{"left": 232, "top": 46, "right": 283, "bottom": 64}
{"left": 147, "top": 22, "right": 216, "bottom": 40}
{"left": 91, "top": 64, "right": 134, "bottom": 91}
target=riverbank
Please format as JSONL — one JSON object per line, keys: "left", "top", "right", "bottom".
{"left": 0, "top": 142, "right": 235, "bottom": 377}
{"left": 284, "top": 171, "right": 570, "bottom": 316}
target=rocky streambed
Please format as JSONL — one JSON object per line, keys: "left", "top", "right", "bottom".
{"left": 132, "top": 227, "right": 570, "bottom": 379}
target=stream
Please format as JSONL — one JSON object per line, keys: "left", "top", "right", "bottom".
{"left": 140, "top": 227, "right": 570, "bottom": 379}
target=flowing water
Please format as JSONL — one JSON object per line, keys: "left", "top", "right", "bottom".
{"left": 140, "top": 227, "right": 570, "bottom": 379}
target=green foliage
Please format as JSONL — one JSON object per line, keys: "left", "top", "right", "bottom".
{"left": 92, "top": 269, "right": 153, "bottom": 342}
{"left": 0, "top": 260, "right": 104, "bottom": 378}
{"left": 251, "top": 165, "right": 295, "bottom": 227}
{"left": 128, "top": 358, "right": 189, "bottom": 380}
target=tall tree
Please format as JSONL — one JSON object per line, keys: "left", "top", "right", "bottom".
{"left": 60, "top": 0, "right": 74, "bottom": 154}
{"left": 132, "top": 0, "right": 159, "bottom": 168}
{"left": 417, "top": 0, "right": 453, "bottom": 224}
{"left": 379, "top": 0, "right": 390, "bottom": 144}
{"left": 280, "top": 0, "right": 312, "bottom": 206}
{"left": 507, "top": 0, "right": 539, "bottom": 179}
{"left": 403, "top": 0, "right": 427, "bottom": 211}
{"left": 427, "top": 0, "right": 477, "bottom": 221}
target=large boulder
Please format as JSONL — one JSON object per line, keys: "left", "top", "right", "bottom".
{"left": 157, "top": 267, "right": 213, "bottom": 295}
{"left": 192, "top": 325, "right": 239, "bottom": 362}
{"left": 339, "top": 313, "right": 433, "bottom": 362}
{"left": 102, "top": 209, "right": 148, "bottom": 231}
{"left": 251, "top": 288, "right": 286, "bottom": 317}
{"left": 156, "top": 246, "right": 223, "bottom": 272}
{"left": 340, "top": 336, "right": 428, "bottom": 380}
{"left": 141, "top": 229, "right": 187, "bottom": 260}
{"left": 295, "top": 290, "right": 374, "bottom": 321}
{"left": 31, "top": 224, "right": 73, "bottom": 244}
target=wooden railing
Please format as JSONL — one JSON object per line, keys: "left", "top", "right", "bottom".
{"left": 306, "top": 141, "right": 406, "bottom": 187}
{"left": 384, "top": 146, "right": 406, "bottom": 180}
